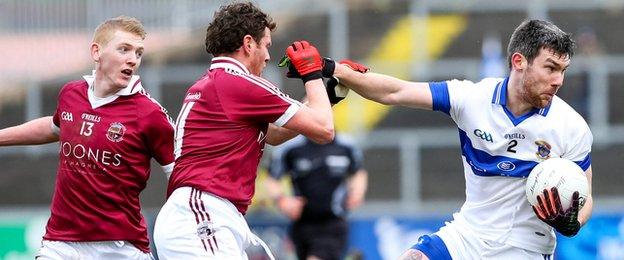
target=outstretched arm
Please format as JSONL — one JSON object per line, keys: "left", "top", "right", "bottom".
{"left": 333, "top": 64, "right": 434, "bottom": 110}
{"left": 0, "top": 116, "right": 59, "bottom": 146}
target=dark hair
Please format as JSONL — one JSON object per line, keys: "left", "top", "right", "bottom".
{"left": 507, "top": 19, "right": 575, "bottom": 68}
{"left": 205, "top": 2, "right": 277, "bottom": 56}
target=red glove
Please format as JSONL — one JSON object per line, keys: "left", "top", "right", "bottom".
{"left": 286, "top": 41, "right": 323, "bottom": 83}
{"left": 340, "top": 59, "right": 369, "bottom": 73}
{"left": 284, "top": 57, "right": 336, "bottom": 78}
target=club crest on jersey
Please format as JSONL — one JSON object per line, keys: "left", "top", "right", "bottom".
{"left": 196, "top": 220, "right": 214, "bottom": 240}
{"left": 106, "top": 122, "right": 126, "bottom": 142}
{"left": 535, "top": 140, "right": 551, "bottom": 160}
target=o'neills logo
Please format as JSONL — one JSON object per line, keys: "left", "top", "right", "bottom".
{"left": 106, "top": 122, "right": 126, "bottom": 142}
{"left": 186, "top": 92, "right": 201, "bottom": 100}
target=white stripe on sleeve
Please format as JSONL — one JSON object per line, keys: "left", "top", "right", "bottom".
{"left": 273, "top": 103, "right": 300, "bottom": 127}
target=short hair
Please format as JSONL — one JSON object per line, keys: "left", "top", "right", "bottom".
{"left": 507, "top": 19, "right": 575, "bottom": 68}
{"left": 93, "top": 16, "right": 146, "bottom": 46}
{"left": 205, "top": 2, "right": 277, "bottom": 56}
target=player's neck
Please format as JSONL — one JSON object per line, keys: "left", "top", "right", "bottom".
{"left": 225, "top": 52, "right": 252, "bottom": 74}
{"left": 93, "top": 75, "right": 121, "bottom": 98}
{"left": 506, "top": 79, "right": 534, "bottom": 117}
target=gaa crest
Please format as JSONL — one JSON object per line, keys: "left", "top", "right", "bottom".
{"left": 534, "top": 140, "right": 551, "bottom": 160}
{"left": 196, "top": 220, "right": 214, "bottom": 240}
{"left": 106, "top": 122, "right": 126, "bottom": 142}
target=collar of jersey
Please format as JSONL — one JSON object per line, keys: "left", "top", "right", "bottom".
{"left": 491, "top": 77, "right": 552, "bottom": 126}
{"left": 83, "top": 70, "right": 143, "bottom": 109}
{"left": 209, "top": 57, "right": 250, "bottom": 75}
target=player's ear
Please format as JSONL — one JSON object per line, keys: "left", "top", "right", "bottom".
{"left": 510, "top": 52, "right": 526, "bottom": 71}
{"left": 91, "top": 42, "right": 101, "bottom": 63}
{"left": 242, "top": 35, "right": 254, "bottom": 56}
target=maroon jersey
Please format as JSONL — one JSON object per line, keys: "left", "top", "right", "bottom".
{"left": 168, "top": 57, "right": 300, "bottom": 214}
{"left": 47, "top": 74, "right": 174, "bottom": 253}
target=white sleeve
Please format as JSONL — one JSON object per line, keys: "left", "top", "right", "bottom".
{"left": 161, "top": 162, "right": 175, "bottom": 179}
{"left": 564, "top": 122, "right": 593, "bottom": 171}
{"left": 429, "top": 79, "right": 476, "bottom": 123}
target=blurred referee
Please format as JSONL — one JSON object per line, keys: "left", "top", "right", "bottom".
{"left": 266, "top": 134, "right": 368, "bottom": 260}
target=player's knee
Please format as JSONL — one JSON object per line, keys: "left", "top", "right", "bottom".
{"left": 398, "top": 249, "right": 429, "bottom": 260}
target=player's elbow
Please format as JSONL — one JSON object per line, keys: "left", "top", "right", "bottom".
{"left": 310, "top": 126, "right": 334, "bottom": 144}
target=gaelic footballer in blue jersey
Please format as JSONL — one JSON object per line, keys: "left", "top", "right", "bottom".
{"left": 331, "top": 19, "right": 592, "bottom": 260}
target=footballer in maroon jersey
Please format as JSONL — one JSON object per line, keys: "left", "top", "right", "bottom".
{"left": 153, "top": 2, "right": 334, "bottom": 259}
{"left": 167, "top": 57, "right": 300, "bottom": 214}
{"left": 0, "top": 16, "right": 173, "bottom": 259}
{"left": 46, "top": 76, "right": 173, "bottom": 253}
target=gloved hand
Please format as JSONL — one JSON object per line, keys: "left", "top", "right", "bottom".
{"left": 324, "top": 59, "right": 368, "bottom": 104}
{"left": 532, "top": 187, "right": 582, "bottom": 237}
{"left": 280, "top": 57, "right": 369, "bottom": 79}
{"left": 339, "top": 59, "right": 369, "bottom": 73}
{"left": 280, "top": 57, "right": 337, "bottom": 79}
{"left": 285, "top": 40, "right": 323, "bottom": 83}
{"left": 326, "top": 77, "right": 348, "bottom": 104}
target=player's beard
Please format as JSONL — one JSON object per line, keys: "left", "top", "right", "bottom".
{"left": 520, "top": 69, "right": 552, "bottom": 109}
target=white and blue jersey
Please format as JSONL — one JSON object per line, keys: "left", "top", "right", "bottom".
{"left": 428, "top": 77, "right": 592, "bottom": 254}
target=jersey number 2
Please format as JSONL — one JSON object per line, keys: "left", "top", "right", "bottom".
{"left": 507, "top": 140, "right": 518, "bottom": 153}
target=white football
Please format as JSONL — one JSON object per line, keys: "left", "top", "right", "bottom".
{"left": 525, "top": 158, "right": 588, "bottom": 210}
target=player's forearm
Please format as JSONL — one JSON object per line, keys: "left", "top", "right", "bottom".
{"left": 334, "top": 64, "right": 404, "bottom": 105}
{"left": 302, "top": 79, "right": 334, "bottom": 138}
{"left": 578, "top": 195, "right": 593, "bottom": 226}
{"left": 578, "top": 167, "right": 594, "bottom": 226}
{"left": 348, "top": 170, "right": 368, "bottom": 200}
{"left": 0, "top": 116, "right": 58, "bottom": 146}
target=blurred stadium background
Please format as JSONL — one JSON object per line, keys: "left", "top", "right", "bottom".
{"left": 1, "top": 0, "right": 623, "bottom": 259}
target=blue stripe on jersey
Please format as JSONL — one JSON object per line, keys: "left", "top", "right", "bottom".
{"left": 410, "top": 234, "right": 452, "bottom": 260}
{"left": 459, "top": 128, "right": 538, "bottom": 177}
{"left": 576, "top": 153, "right": 591, "bottom": 171}
{"left": 538, "top": 105, "right": 551, "bottom": 116}
{"left": 429, "top": 81, "right": 450, "bottom": 115}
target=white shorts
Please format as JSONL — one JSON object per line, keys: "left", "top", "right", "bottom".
{"left": 435, "top": 220, "right": 552, "bottom": 260}
{"left": 153, "top": 187, "right": 274, "bottom": 260}
{"left": 36, "top": 240, "right": 153, "bottom": 260}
